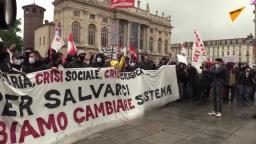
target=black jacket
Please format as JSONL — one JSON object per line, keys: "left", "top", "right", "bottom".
{"left": 0, "top": 57, "right": 11, "bottom": 73}
{"left": 68, "top": 59, "right": 89, "bottom": 68}
{"left": 207, "top": 65, "right": 227, "bottom": 87}
{"left": 24, "top": 60, "right": 49, "bottom": 73}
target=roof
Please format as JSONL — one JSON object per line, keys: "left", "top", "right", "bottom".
{"left": 22, "top": 4, "right": 46, "bottom": 11}
{"left": 35, "top": 22, "right": 55, "bottom": 30}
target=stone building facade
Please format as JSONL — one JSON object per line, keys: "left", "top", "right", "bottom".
{"left": 50, "top": 0, "right": 173, "bottom": 62}
{"left": 34, "top": 21, "right": 55, "bottom": 57}
{"left": 171, "top": 36, "right": 255, "bottom": 64}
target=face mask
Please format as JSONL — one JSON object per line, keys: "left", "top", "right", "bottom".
{"left": 130, "top": 62, "right": 135, "bottom": 67}
{"left": 215, "top": 64, "right": 220, "bottom": 68}
{"left": 97, "top": 57, "right": 102, "bottom": 63}
{"left": 29, "top": 57, "right": 35, "bottom": 64}
{"left": 14, "top": 59, "right": 23, "bottom": 65}
{"left": 79, "top": 56, "right": 85, "bottom": 61}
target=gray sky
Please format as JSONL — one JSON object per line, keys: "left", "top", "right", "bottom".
{"left": 17, "top": 0, "right": 254, "bottom": 43}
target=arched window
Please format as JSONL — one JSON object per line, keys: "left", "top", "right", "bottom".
{"left": 88, "top": 24, "right": 96, "bottom": 46}
{"left": 58, "top": 22, "right": 62, "bottom": 37}
{"left": 158, "top": 38, "right": 162, "bottom": 54}
{"left": 101, "top": 27, "right": 108, "bottom": 47}
{"left": 72, "top": 21, "right": 80, "bottom": 43}
{"left": 149, "top": 37, "right": 154, "bottom": 52}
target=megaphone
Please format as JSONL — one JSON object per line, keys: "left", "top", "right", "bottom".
{"left": 0, "top": 0, "right": 17, "bottom": 29}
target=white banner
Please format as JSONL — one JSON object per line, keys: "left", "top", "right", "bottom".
{"left": 0, "top": 66, "right": 179, "bottom": 144}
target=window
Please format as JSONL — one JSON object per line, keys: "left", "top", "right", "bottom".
{"left": 150, "top": 29, "right": 154, "bottom": 33}
{"left": 73, "top": 11, "right": 80, "bottom": 16}
{"left": 103, "top": 17, "right": 108, "bottom": 23}
{"left": 58, "top": 22, "right": 62, "bottom": 37}
{"left": 158, "top": 38, "right": 162, "bottom": 53}
{"left": 164, "top": 40, "right": 168, "bottom": 53}
{"left": 159, "top": 31, "right": 162, "bottom": 34}
{"left": 43, "top": 37, "right": 45, "bottom": 45}
{"left": 90, "top": 14, "right": 95, "bottom": 20}
{"left": 32, "top": 8, "right": 36, "bottom": 13}
{"left": 101, "top": 27, "right": 108, "bottom": 47}
{"left": 88, "top": 24, "right": 96, "bottom": 46}
{"left": 72, "top": 21, "right": 80, "bottom": 43}
{"left": 149, "top": 37, "right": 154, "bottom": 52}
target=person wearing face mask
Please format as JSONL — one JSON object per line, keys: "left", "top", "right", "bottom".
{"left": 206, "top": 58, "right": 227, "bottom": 117}
{"left": 63, "top": 54, "right": 74, "bottom": 68}
{"left": 25, "top": 51, "right": 48, "bottom": 73}
{"left": 68, "top": 50, "right": 88, "bottom": 68}
{"left": 22, "top": 48, "right": 32, "bottom": 73}
{"left": 0, "top": 41, "right": 11, "bottom": 73}
{"left": 47, "top": 52, "right": 64, "bottom": 71}
{"left": 10, "top": 54, "right": 24, "bottom": 74}
{"left": 92, "top": 53, "right": 106, "bottom": 68}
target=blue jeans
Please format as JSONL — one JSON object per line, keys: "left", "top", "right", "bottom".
{"left": 238, "top": 85, "right": 251, "bottom": 105}
{"left": 211, "top": 86, "right": 223, "bottom": 113}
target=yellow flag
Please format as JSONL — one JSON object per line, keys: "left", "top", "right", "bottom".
{"left": 229, "top": 6, "right": 245, "bottom": 22}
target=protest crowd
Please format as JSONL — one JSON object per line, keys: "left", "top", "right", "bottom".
{"left": 1, "top": 38, "right": 256, "bottom": 119}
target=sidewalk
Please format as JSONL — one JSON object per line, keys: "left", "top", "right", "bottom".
{"left": 74, "top": 102, "right": 256, "bottom": 144}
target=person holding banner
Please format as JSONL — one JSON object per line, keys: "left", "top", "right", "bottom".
{"left": 25, "top": 51, "right": 48, "bottom": 73}
{"left": 92, "top": 53, "right": 106, "bottom": 68}
{"left": 206, "top": 58, "right": 227, "bottom": 117}
{"left": 109, "top": 48, "right": 127, "bottom": 71}
{"left": 68, "top": 50, "right": 88, "bottom": 68}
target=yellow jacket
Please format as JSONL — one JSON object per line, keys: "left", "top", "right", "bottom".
{"left": 110, "top": 56, "right": 126, "bottom": 71}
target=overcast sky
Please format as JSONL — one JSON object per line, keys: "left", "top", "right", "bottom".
{"left": 17, "top": 0, "right": 254, "bottom": 43}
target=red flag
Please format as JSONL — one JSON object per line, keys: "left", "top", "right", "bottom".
{"left": 110, "top": 0, "right": 135, "bottom": 9}
{"left": 130, "top": 47, "right": 138, "bottom": 60}
{"left": 67, "top": 32, "right": 77, "bottom": 55}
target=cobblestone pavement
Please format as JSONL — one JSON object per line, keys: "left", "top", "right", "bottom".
{"left": 74, "top": 101, "right": 256, "bottom": 144}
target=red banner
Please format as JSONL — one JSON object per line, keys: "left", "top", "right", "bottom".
{"left": 110, "top": 0, "right": 135, "bottom": 9}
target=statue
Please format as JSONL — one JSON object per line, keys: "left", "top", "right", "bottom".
{"left": 137, "top": 0, "right": 141, "bottom": 8}
{"left": 168, "top": 15, "right": 171, "bottom": 20}
{"left": 162, "top": 12, "right": 165, "bottom": 17}
{"left": 146, "top": 3, "right": 149, "bottom": 11}
{"left": 156, "top": 10, "right": 158, "bottom": 16}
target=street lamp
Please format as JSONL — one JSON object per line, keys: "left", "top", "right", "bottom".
{"left": 246, "top": 34, "right": 254, "bottom": 63}
{"left": 0, "top": 0, "right": 17, "bottom": 29}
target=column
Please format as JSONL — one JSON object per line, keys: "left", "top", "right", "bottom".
{"left": 138, "top": 24, "right": 141, "bottom": 61}
{"left": 126, "top": 21, "right": 131, "bottom": 48}
{"left": 146, "top": 26, "right": 150, "bottom": 53}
